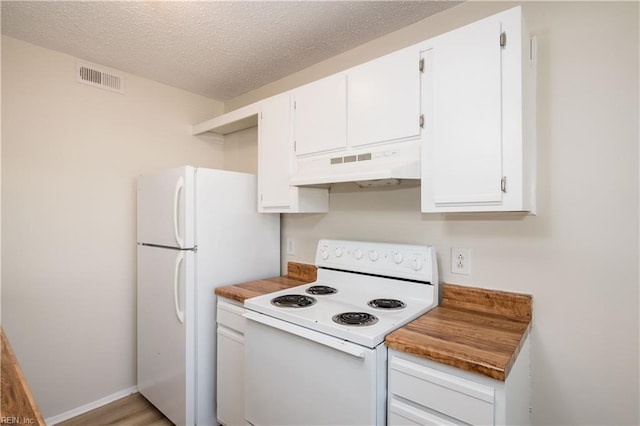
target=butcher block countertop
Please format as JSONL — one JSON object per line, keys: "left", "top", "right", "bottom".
{"left": 215, "top": 262, "right": 317, "bottom": 302}
{"left": 386, "top": 284, "right": 532, "bottom": 381}
{"left": 1, "top": 327, "right": 45, "bottom": 425}
{"left": 217, "top": 262, "right": 531, "bottom": 382}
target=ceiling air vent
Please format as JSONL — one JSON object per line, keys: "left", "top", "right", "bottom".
{"left": 76, "top": 61, "right": 125, "bottom": 94}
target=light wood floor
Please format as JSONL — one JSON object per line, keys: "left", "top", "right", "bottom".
{"left": 56, "top": 392, "right": 173, "bottom": 426}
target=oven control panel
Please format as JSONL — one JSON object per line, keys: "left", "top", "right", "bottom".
{"left": 315, "top": 239, "right": 437, "bottom": 283}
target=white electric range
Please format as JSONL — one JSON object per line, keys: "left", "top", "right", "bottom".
{"left": 244, "top": 239, "right": 439, "bottom": 426}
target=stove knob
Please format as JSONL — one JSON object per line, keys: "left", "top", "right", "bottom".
{"left": 334, "top": 247, "right": 344, "bottom": 258}
{"left": 411, "top": 258, "right": 423, "bottom": 271}
{"left": 320, "top": 248, "right": 329, "bottom": 260}
{"left": 353, "top": 249, "right": 363, "bottom": 260}
{"left": 392, "top": 251, "right": 404, "bottom": 264}
{"left": 369, "top": 250, "right": 379, "bottom": 262}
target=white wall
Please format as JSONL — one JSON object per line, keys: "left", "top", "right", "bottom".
{"left": 1, "top": 36, "right": 223, "bottom": 418}
{"left": 223, "top": 126, "right": 258, "bottom": 174}
{"left": 225, "top": 2, "right": 639, "bottom": 425}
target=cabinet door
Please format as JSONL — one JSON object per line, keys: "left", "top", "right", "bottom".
{"left": 216, "top": 299, "right": 245, "bottom": 426}
{"left": 348, "top": 45, "right": 421, "bottom": 147}
{"left": 429, "top": 14, "right": 504, "bottom": 206}
{"left": 217, "top": 326, "right": 244, "bottom": 426}
{"left": 293, "top": 74, "right": 347, "bottom": 156}
{"left": 259, "top": 93, "right": 292, "bottom": 209}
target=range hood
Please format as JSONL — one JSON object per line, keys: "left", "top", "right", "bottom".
{"left": 290, "top": 140, "right": 421, "bottom": 187}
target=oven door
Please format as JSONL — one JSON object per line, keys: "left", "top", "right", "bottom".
{"left": 244, "top": 310, "right": 386, "bottom": 426}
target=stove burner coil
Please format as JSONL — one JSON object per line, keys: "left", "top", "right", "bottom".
{"left": 270, "top": 294, "right": 317, "bottom": 308}
{"left": 332, "top": 312, "right": 378, "bottom": 326}
{"left": 305, "top": 285, "right": 338, "bottom": 295}
{"left": 367, "top": 299, "right": 406, "bottom": 310}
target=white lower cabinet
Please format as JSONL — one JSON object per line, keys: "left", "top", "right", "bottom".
{"left": 216, "top": 297, "right": 246, "bottom": 426}
{"left": 388, "top": 337, "right": 530, "bottom": 426}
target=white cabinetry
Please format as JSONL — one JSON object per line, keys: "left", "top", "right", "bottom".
{"left": 259, "top": 94, "right": 293, "bottom": 209}
{"left": 290, "top": 44, "right": 424, "bottom": 186}
{"left": 258, "top": 93, "right": 329, "bottom": 213}
{"left": 192, "top": 6, "right": 536, "bottom": 214}
{"left": 293, "top": 74, "right": 347, "bottom": 156}
{"left": 216, "top": 297, "right": 246, "bottom": 426}
{"left": 348, "top": 44, "right": 422, "bottom": 147}
{"left": 293, "top": 44, "right": 423, "bottom": 158}
{"left": 388, "top": 337, "right": 531, "bottom": 426}
{"left": 421, "top": 6, "right": 536, "bottom": 213}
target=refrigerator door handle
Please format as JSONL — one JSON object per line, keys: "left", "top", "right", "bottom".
{"left": 173, "top": 176, "right": 184, "bottom": 248}
{"left": 174, "top": 251, "right": 185, "bottom": 324}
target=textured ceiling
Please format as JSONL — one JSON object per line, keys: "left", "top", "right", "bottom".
{"left": 1, "top": 1, "right": 459, "bottom": 100}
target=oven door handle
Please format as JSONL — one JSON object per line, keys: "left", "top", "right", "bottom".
{"left": 244, "top": 310, "right": 366, "bottom": 358}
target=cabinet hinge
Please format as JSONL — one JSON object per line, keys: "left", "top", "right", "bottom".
{"left": 419, "top": 58, "right": 425, "bottom": 72}
{"left": 293, "top": 101, "right": 296, "bottom": 110}
{"left": 419, "top": 114, "right": 425, "bottom": 128}
{"left": 501, "top": 176, "right": 507, "bottom": 193}
{"left": 294, "top": 140, "right": 297, "bottom": 152}
{"left": 500, "top": 31, "right": 507, "bottom": 48}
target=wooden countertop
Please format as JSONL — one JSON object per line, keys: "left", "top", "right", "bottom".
{"left": 215, "top": 262, "right": 317, "bottom": 302}
{"left": 1, "top": 327, "right": 45, "bottom": 425}
{"left": 217, "top": 262, "right": 531, "bottom": 382}
{"left": 386, "top": 283, "right": 532, "bottom": 381}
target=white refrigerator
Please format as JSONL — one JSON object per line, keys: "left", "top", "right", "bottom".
{"left": 136, "top": 166, "right": 280, "bottom": 426}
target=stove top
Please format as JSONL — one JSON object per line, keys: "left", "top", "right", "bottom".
{"left": 270, "top": 294, "right": 316, "bottom": 308}
{"left": 245, "top": 239, "right": 439, "bottom": 348}
{"left": 332, "top": 312, "right": 379, "bottom": 326}
{"left": 368, "top": 298, "right": 406, "bottom": 310}
{"left": 306, "top": 285, "right": 338, "bottom": 295}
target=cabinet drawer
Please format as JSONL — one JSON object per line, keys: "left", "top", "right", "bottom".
{"left": 390, "top": 399, "right": 459, "bottom": 426}
{"left": 390, "top": 410, "right": 421, "bottom": 426}
{"left": 217, "top": 299, "right": 245, "bottom": 333}
{"left": 389, "top": 356, "right": 495, "bottom": 425}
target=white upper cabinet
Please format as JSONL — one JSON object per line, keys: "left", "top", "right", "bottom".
{"left": 259, "top": 93, "right": 329, "bottom": 213}
{"left": 431, "top": 17, "right": 503, "bottom": 205}
{"left": 348, "top": 45, "right": 422, "bottom": 148}
{"left": 421, "top": 6, "right": 537, "bottom": 213}
{"left": 192, "top": 6, "right": 535, "bottom": 214}
{"left": 293, "top": 74, "right": 347, "bottom": 156}
{"left": 259, "top": 93, "right": 293, "bottom": 210}
{"left": 289, "top": 44, "right": 424, "bottom": 186}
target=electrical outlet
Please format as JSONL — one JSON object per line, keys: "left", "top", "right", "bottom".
{"left": 286, "top": 238, "right": 296, "bottom": 255}
{"left": 451, "top": 248, "right": 470, "bottom": 275}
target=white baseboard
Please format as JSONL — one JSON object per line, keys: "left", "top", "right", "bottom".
{"left": 45, "top": 386, "right": 138, "bottom": 425}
